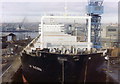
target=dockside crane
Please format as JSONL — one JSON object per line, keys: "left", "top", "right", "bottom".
{"left": 86, "top": 0, "right": 104, "bottom": 48}
{"left": 18, "top": 17, "right": 26, "bottom": 30}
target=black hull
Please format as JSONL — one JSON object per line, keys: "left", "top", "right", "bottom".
{"left": 21, "top": 52, "right": 105, "bottom": 83}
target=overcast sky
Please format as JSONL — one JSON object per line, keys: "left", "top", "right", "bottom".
{"left": 0, "top": 0, "right": 119, "bottom": 23}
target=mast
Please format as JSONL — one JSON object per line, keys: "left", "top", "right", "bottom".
{"left": 64, "top": 0, "right": 68, "bottom": 16}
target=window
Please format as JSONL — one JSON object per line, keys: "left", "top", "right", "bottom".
{"left": 108, "top": 29, "right": 116, "bottom": 31}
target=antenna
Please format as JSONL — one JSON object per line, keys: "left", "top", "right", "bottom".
{"left": 64, "top": 0, "right": 68, "bottom": 16}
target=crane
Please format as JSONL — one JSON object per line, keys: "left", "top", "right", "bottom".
{"left": 18, "top": 17, "right": 26, "bottom": 30}
{"left": 86, "top": 0, "right": 104, "bottom": 48}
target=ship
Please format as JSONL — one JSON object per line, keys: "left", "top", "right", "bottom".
{"left": 20, "top": 15, "right": 107, "bottom": 83}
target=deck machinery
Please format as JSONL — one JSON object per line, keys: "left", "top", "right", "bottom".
{"left": 86, "top": 0, "right": 104, "bottom": 48}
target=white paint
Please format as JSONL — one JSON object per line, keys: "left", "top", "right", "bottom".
{"left": 40, "top": 16, "right": 92, "bottom": 50}
{"left": 29, "top": 65, "right": 42, "bottom": 72}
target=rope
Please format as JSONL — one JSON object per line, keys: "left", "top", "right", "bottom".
{"left": 61, "top": 60, "right": 65, "bottom": 84}
{"left": 84, "top": 58, "right": 89, "bottom": 84}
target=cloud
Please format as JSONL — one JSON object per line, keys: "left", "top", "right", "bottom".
{"left": 1, "top": 1, "right": 118, "bottom": 23}
{"left": 2, "top": 2, "right": 86, "bottom": 16}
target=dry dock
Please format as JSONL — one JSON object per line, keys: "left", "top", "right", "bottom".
{"left": 104, "top": 63, "right": 120, "bottom": 84}
{"left": 1, "top": 57, "right": 120, "bottom": 84}
{"left": 1, "top": 55, "right": 21, "bottom": 83}
{"left": 1, "top": 39, "right": 120, "bottom": 83}
{"left": 1, "top": 39, "right": 32, "bottom": 83}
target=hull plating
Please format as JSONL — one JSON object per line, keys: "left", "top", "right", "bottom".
{"left": 21, "top": 52, "right": 104, "bottom": 83}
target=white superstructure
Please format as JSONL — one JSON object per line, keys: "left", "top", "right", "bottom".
{"left": 30, "top": 16, "right": 93, "bottom": 52}
{"left": 24, "top": 16, "right": 93, "bottom": 54}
